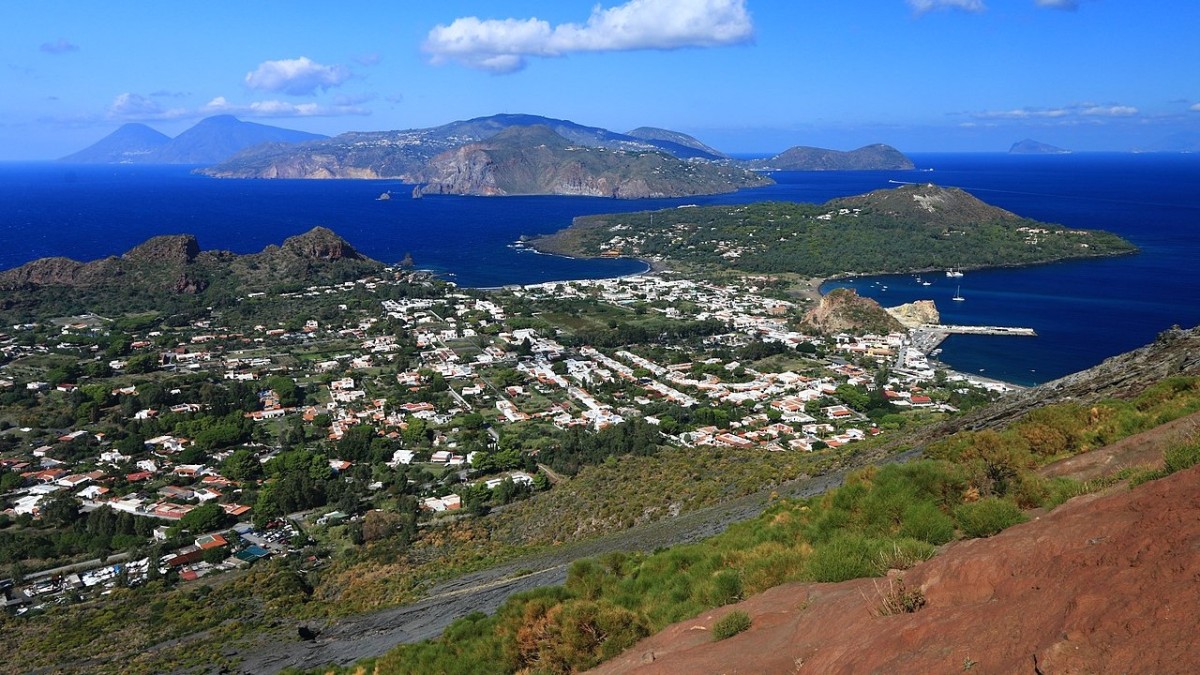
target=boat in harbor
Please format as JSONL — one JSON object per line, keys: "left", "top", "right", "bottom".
{"left": 946, "top": 268, "right": 964, "bottom": 278}
{"left": 953, "top": 285, "right": 965, "bottom": 301}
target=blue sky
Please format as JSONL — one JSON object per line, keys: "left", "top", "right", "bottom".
{"left": 3, "top": 0, "right": 1198, "bottom": 159}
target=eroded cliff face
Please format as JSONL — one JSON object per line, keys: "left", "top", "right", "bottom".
{"left": 886, "top": 299, "right": 940, "bottom": 328}
{"left": 415, "top": 144, "right": 503, "bottom": 196}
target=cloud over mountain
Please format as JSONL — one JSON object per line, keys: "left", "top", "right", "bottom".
{"left": 423, "top": 0, "right": 754, "bottom": 73}
{"left": 244, "top": 57, "right": 351, "bottom": 95}
{"left": 107, "top": 93, "right": 188, "bottom": 121}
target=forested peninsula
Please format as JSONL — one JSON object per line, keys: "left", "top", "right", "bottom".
{"left": 531, "top": 183, "right": 1136, "bottom": 278}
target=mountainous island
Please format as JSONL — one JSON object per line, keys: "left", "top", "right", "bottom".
{"left": 1008, "top": 138, "right": 1070, "bottom": 155}
{"left": 746, "top": 143, "right": 915, "bottom": 171}
{"left": 531, "top": 183, "right": 1136, "bottom": 278}
{"left": 61, "top": 115, "right": 327, "bottom": 165}
{"left": 61, "top": 112, "right": 920, "bottom": 198}
{"left": 414, "top": 125, "right": 769, "bottom": 199}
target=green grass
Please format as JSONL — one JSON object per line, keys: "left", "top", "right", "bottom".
{"left": 711, "top": 610, "right": 751, "bottom": 640}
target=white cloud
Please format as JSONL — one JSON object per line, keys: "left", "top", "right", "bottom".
{"left": 973, "top": 107, "right": 1069, "bottom": 120}
{"left": 107, "top": 93, "right": 188, "bottom": 121}
{"left": 1035, "top": 0, "right": 1079, "bottom": 9}
{"left": 1191, "top": 103, "right": 1200, "bottom": 112}
{"left": 907, "top": 0, "right": 986, "bottom": 16}
{"left": 40, "top": 38, "right": 79, "bottom": 54}
{"left": 203, "top": 96, "right": 369, "bottom": 118}
{"left": 1080, "top": 105, "right": 1138, "bottom": 117}
{"left": 424, "top": 0, "right": 754, "bottom": 73}
{"left": 244, "top": 57, "right": 351, "bottom": 95}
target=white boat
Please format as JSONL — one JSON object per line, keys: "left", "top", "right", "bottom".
{"left": 952, "top": 285, "right": 965, "bottom": 301}
{"left": 946, "top": 268, "right": 964, "bottom": 278}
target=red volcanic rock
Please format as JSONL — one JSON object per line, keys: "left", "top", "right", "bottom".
{"left": 595, "top": 465, "right": 1200, "bottom": 675}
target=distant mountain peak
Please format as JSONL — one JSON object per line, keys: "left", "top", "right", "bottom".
{"left": 61, "top": 116, "right": 327, "bottom": 165}
{"left": 60, "top": 123, "right": 170, "bottom": 163}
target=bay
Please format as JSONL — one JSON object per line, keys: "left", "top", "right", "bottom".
{"left": 1, "top": 153, "right": 1198, "bottom": 385}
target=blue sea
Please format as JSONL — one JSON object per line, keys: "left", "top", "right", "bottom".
{"left": 1, "top": 154, "right": 1198, "bottom": 385}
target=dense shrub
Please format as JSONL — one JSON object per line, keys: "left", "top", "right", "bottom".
{"left": 899, "top": 502, "right": 956, "bottom": 545}
{"left": 954, "top": 498, "right": 1027, "bottom": 538}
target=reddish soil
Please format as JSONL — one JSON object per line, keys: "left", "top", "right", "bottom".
{"left": 594, "top": 464, "right": 1200, "bottom": 675}
{"left": 1038, "top": 410, "right": 1200, "bottom": 482}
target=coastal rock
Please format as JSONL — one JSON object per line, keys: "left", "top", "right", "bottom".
{"left": 802, "top": 288, "right": 904, "bottom": 334}
{"left": 886, "top": 299, "right": 940, "bottom": 328}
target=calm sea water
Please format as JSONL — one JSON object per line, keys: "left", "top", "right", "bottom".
{"left": 1, "top": 154, "right": 1198, "bottom": 385}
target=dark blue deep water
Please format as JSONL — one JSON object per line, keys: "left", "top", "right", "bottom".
{"left": 2, "top": 154, "right": 1198, "bottom": 385}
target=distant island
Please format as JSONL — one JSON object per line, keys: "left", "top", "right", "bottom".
{"left": 1009, "top": 139, "right": 1070, "bottom": 155}
{"left": 60, "top": 115, "right": 327, "bottom": 165}
{"left": 413, "top": 125, "right": 770, "bottom": 199}
{"left": 60, "top": 112, "right": 919, "bottom": 199}
{"left": 746, "top": 143, "right": 915, "bottom": 171}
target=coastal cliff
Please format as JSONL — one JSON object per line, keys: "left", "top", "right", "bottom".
{"left": 414, "top": 125, "right": 770, "bottom": 199}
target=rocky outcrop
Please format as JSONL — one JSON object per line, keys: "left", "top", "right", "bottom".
{"left": 886, "top": 299, "right": 940, "bottom": 328}
{"left": 596, "top": 463, "right": 1200, "bottom": 675}
{"left": 122, "top": 234, "right": 201, "bottom": 266}
{"left": 278, "top": 226, "right": 367, "bottom": 262}
{"left": 0, "top": 227, "right": 381, "bottom": 304}
{"left": 802, "top": 288, "right": 904, "bottom": 335}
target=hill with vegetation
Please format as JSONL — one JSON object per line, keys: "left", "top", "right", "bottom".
{"left": 532, "top": 183, "right": 1136, "bottom": 277}
{"left": 61, "top": 116, "right": 326, "bottom": 165}
{"left": 746, "top": 143, "right": 914, "bottom": 171}
{"left": 624, "top": 127, "right": 730, "bottom": 160}
{"left": 414, "top": 125, "right": 770, "bottom": 199}
{"left": 0, "top": 227, "right": 383, "bottom": 320}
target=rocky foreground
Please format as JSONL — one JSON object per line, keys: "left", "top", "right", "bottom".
{"left": 595, "top": 462, "right": 1200, "bottom": 674}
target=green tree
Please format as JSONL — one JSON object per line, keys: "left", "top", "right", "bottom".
{"left": 179, "top": 503, "right": 231, "bottom": 533}
{"left": 222, "top": 448, "right": 264, "bottom": 483}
